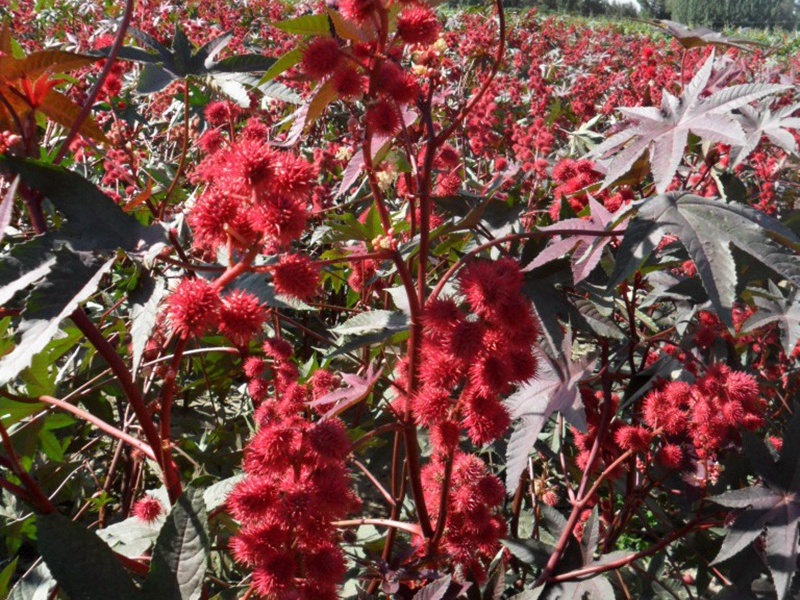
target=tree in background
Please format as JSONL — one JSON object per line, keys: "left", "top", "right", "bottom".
{"left": 667, "top": 0, "right": 797, "bottom": 30}
{"left": 640, "top": 0, "right": 671, "bottom": 18}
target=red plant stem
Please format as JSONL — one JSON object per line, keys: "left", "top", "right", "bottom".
{"left": 549, "top": 521, "right": 716, "bottom": 583}
{"left": 333, "top": 518, "right": 422, "bottom": 537}
{"left": 16, "top": 185, "right": 48, "bottom": 235}
{"left": 69, "top": 309, "right": 182, "bottom": 501}
{"left": 158, "top": 337, "right": 188, "bottom": 461}
{"left": 54, "top": 0, "right": 135, "bottom": 165}
{"left": 429, "top": 450, "right": 454, "bottom": 550}
{"left": 0, "top": 422, "right": 56, "bottom": 514}
{"left": 38, "top": 395, "right": 157, "bottom": 461}
{"left": 534, "top": 350, "right": 616, "bottom": 587}
{"left": 0, "top": 475, "right": 35, "bottom": 505}
{"left": 352, "top": 459, "right": 395, "bottom": 507}
{"left": 214, "top": 246, "right": 260, "bottom": 290}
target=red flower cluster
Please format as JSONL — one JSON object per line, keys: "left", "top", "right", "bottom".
{"left": 643, "top": 365, "right": 764, "bottom": 460}
{"left": 166, "top": 278, "right": 265, "bottom": 345}
{"left": 229, "top": 343, "right": 359, "bottom": 600}
{"left": 421, "top": 452, "right": 506, "bottom": 580}
{"left": 411, "top": 258, "right": 539, "bottom": 450}
{"left": 189, "top": 136, "right": 314, "bottom": 254}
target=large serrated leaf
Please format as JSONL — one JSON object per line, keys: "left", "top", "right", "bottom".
{"left": 143, "top": 487, "right": 209, "bottom": 600}
{"left": 0, "top": 49, "right": 96, "bottom": 80}
{"left": 742, "top": 283, "right": 800, "bottom": 354}
{"left": 0, "top": 156, "right": 166, "bottom": 252}
{"left": 7, "top": 562, "right": 55, "bottom": 600}
{"left": 37, "top": 512, "right": 141, "bottom": 600}
{"left": 136, "top": 64, "right": 176, "bottom": 94}
{"left": 97, "top": 516, "right": 162, "bottom": 558}
{"left": 413, "top": 576, "right": 452, "bottom": 600}
{"left": 39, "top": 88, "right": 108, "bottom": 144}
{"left": 593, "top": 51, "right": 787, "bottom": 193}
{"left": 710, "top": 417, "right": 800, "bottom": 600}
{"left": 504, "top": 337, "right": 593, "bottom": 495}
{"left": 0, "top": 174, "right": 18, "bottom": 245}
{"left": 0, "top": 251, "right": 114, "bottom": 385}
{"left": 331, "top": 309, "right": 409, "bottom": 336}
{"left": 209, "top": 54, "right": 277, "bottom": 74}
{"left": 258, "top": 48, "right": 302, "bottom": 84}
{"left": 610, "top": 192, "right": 800, "bottom": 327}
{"left": 0, "top": 237, "right": 57, "bottom": 306}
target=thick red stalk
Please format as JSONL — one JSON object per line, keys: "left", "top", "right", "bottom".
{"left": 38, "top": 395, "right": 157, "bottom": 461}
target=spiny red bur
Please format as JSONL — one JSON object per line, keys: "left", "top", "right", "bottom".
{"left": 332, "top": 66, "right": 364, "bottom": 98}
{"left": 302, "top": 37, "right": 342, "bottom": 80}
{"left": 219, "top": 290, "right": 266, "bottom": 346}
{"left": 642, "top": 365, "right": 764, "bottom": 460}
{"left": 272, "top": 153, "right": 317, "bottom": 200}
{"left": 133, "top": 496, "right": 164, "bottom": 523}
{"left": 167, "top": 278, "right": 222, "bottom": 338}
{"left": 229, "top": 343, "right": 358, "bottom": 600}
{"left": 412, "top": 257, "right": 539, "bottom": 451}
{"left": 421, "top": 452, "right": 505, "bottom": 581}
{"left": 204, "top": 101, "right": 241, "bottom": 126}
{"left": 249, "top": 195, "right": 308, "bottom": 248}
{"left": 366, "top": 99, "right": 401, "bottom": 135}
{"left": 340, "top": 0, "right": 376, "bottom": 23}
{"left": 272, "top": 253, "right": 320, "bottom": 301}
{"left": 376, "top": 62, "right": 419, "bottom": 104}
{"left": 188, "top": 189, "right": 251, "bottom": 253}
{"left": 189, "top": 137, "right": 313, "bottom": 254}
{"left": 396, "top": 5, "right": 441, "bottom": 46}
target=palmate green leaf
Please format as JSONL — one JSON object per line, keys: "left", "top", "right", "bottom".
{"left": 711, "top": 418, "right": 800, "bottom": 600}
{"left": 104, "top": 26, "right": 290, "bottom": 106}
{"left": 37, "top": 512, "right": 141, "bottom": 600}
{"left": 609, "top": 192, "right": 800, "bottom": 327}
{"left": 142, "top": 487, "right": 209, "bottom": 600}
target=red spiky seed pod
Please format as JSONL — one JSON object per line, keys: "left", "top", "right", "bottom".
{"left": 396, "top": 5, "right": 441, "bottom": 46}
{"left": 133, "top": 496, "right": 164, "bottom": 523}
{"left": 302, "top": 37, "right": 342, "bottom": 80}
{"left": 167, "top": 278, "right": 222, "bottom": 338}
{"left": 366, "top": 99, "right": 400, "bottom": 135}
{"left": 272, "top": 253, "right": 320, "bottom": 301}
{"left": 219, "top": 290, "right": 266, "bottom": 346}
